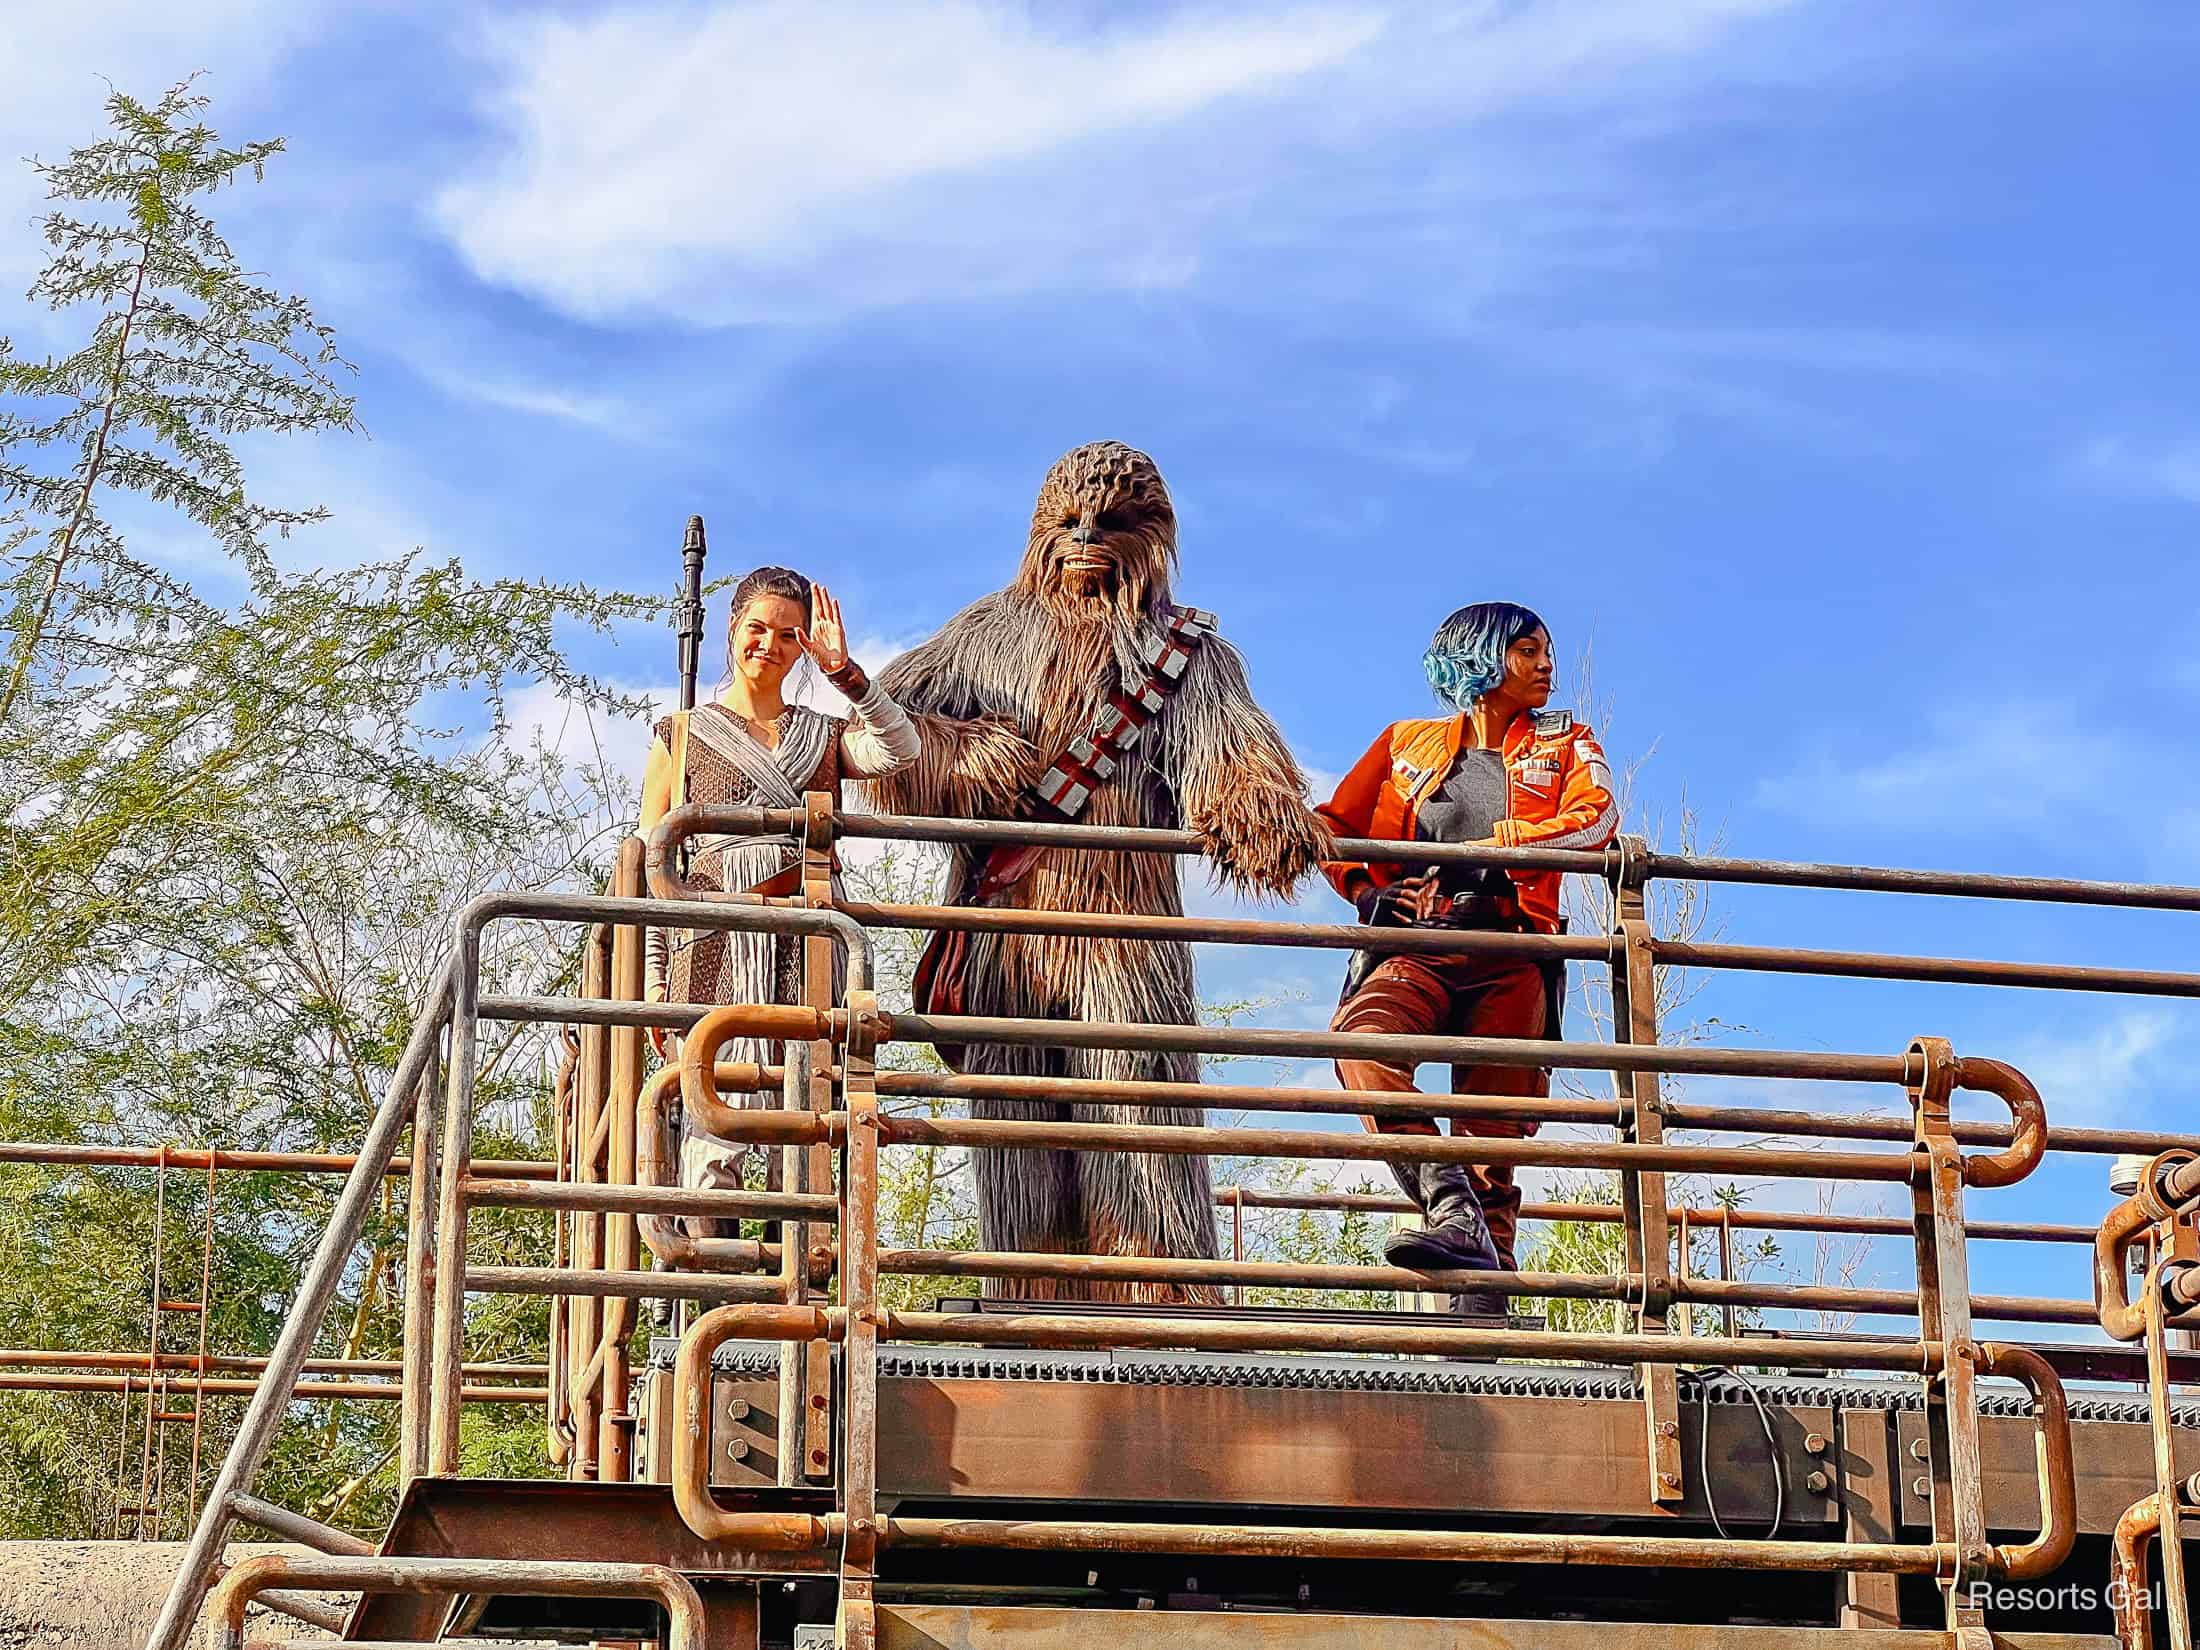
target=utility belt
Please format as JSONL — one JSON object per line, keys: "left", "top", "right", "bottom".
{"left": 1338, "top": 871, "right": 1566, "bottom": 1041}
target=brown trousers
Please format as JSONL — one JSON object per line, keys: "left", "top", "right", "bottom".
{"left": 1331, "top": 953, "right": 1547, "bottom": 1268}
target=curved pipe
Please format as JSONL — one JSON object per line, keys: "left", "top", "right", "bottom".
{"left": 637, "top": 1064, "right": 830, "bottom": 1275}
{"left": 646, "top": 802, "right": 796, "bottom": 900}
{"left": 1974, "top": 1343, "right": 2077, "bottom": 1580}
{"left": 672, "top": 1304, "right": 844, "bottom": 1548}
{"left": 208, "top": 1553, "right": 706, "bottom": 1650}
{"left": 2096, "top": 1150, "right": 2199, "bottom": 1342}
{"left": 680, "top": 1003, "right": 842, "bottom": 1142}
{"left": 1951, "top": 1057, "right": 2048, "bottom": 1189}
{"left": 2112, "top": 1472, "right": 2200, "bottom": 1650}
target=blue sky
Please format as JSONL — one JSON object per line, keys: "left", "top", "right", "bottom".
{"left": 8, "top": 1, "right": 2198, "bottom": 1328}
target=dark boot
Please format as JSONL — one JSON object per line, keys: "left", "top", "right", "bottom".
{"left": 1384, "top": 1161, "right": 1500, "bottom": 1273}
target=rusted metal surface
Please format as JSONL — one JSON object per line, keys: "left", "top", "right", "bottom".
{"left": 875, "top": 1513, "right": 1948, "bottom": 1573}
{"left": 207, "top": 1552, "right": 706, "bottom": 1650}
{"left": 853, "top": 1372, "right": 1830, "bottom": 1522}
{"left": 840, "top": 987, "right": 884, "bottom": 1641}
{"left": 0, "top": 1371, "right": 545, "bottom": 1401}
{"left": 144, "top": 804, "right": 2200, "bottom": 1647}
{"left": 465, "top": 1174, "right": 831, "bottom": 1222}
{"left": 2097, "top": 1150, "right": 2200, "bottom": 1342}
{"left": 601, "top": 846, "right": 648, "bottom": 1482}
{"left": 674, "top": 1306, "right": 841, "bottom": 1549}
{"left": 880, "top": 1111, "right": 1924, "bottom": 1182}
{"left": 1613, "top": 883, "right": 1682, "bottom": 1505}
{"left": 1838, "top": 1407, "right": 1904, "bottom": 1629}
{"left": 230, "top": 1490, "right": 377, "bottom": 1555}
{"left": 0, "top": 1349, "right": 543, "bottom": 1379}
{"left": 2111, "top": 1469, "right": 2200, "bottom": 1650}
{"left": 400, "top": 1030, "right": 444, "bottom": 1488}
{"left": 878, "top": 1308, "right": 1941, "bottom": 1370}
{"left": 470, "top": 1266, "right": 784, "bottom": 1304}
{"left": 0, "top": 1141, "right": 556, "bottom": 1176}
{"left": 875, "top": 1606, "right": 2119, "bottom": 1649}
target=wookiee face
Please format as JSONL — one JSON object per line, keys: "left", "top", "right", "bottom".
{"left": 1016, "top": 441, "right": 1178, "bottom": 623}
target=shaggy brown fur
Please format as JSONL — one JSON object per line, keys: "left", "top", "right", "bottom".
{"left": 869, "top": 441, "right": 1332, "bottom": 1302}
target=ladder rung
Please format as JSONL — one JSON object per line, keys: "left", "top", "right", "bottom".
{"left": 154, "top": 1409, "right": 197, "bottom": 1422}
{"left": 157, "top": 1300, "right": 204, "bottom": 1312}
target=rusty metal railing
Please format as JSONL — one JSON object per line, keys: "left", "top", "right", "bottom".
{"left": 2094, "top": 1150, "right": 2200, "bottom": 1648}
{"left": 137, "top": 797, "right": 2200, "bottom": 1649}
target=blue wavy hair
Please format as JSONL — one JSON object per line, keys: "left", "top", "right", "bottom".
{"left": 1422, "top": 601, "right": 1548, "bottom": 711}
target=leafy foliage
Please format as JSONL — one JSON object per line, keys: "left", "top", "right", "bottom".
{"left": 0, "top": 83, "right": 659, "bottom": 1538}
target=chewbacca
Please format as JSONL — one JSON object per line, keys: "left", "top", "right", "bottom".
{"left": 870, "top": 441, "right": 1331, "bottom": 1300}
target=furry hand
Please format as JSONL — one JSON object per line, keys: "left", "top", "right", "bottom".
{"left": 1194, "top": 795, "right": 1334, "bottom": 897}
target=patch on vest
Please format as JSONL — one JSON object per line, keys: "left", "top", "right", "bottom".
{"left": 1531, "top": 708, "right": 1573, "bottom": 737}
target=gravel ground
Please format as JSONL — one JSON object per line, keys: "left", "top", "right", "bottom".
{"left": 0, "top": 1543, "right": 340, "bottom": 1650}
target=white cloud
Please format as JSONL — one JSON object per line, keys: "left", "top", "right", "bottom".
{"left": 2001, "top": 1010, "right": 2178, "bottom": 1127}
{"left": 2073, "top": 435, "right": 2200, "bottom": 505}
{"left": 1753, "top": 702, "right": 2113, "bottom": 839}
{"left": 417, "top": 364, "right": 649, "bottom": 439}
{"left": 434, "top": 0, "right": 1799, "bottom": 325}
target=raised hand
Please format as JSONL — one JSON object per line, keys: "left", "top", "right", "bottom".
{"left": 800, "top": 582, "right": 849, "bottom": 676}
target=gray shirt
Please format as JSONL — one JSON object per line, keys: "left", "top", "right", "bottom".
{"left": 1415, "top": 748, "right": 1507, "bottom": 845}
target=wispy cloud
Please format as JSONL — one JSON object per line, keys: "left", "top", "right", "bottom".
{"left": 435, "top": 0, "right": 1800, "bottom": 325}
{"left": 2002, "top": 1009, "right": 2181, "bottom": 1127}
{"left": 2072, "top": 434, "right": 2200, "bottom": 505}
{"left": 1754, "top": 702, "right": 2110, "bottom": 840}
{"left": 417, "top": 364, "right": 649, "bottom": 438}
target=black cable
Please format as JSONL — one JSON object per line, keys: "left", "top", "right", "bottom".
{"left": 1685, "top": 1366, "right": 1785, "bottom": 1542}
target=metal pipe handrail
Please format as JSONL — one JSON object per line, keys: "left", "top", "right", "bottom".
{"left": 0, "top": 1371, "right": 547, "bottom": 1402}
{"left": 871, "top": 1248, "right": 2094, "bottom": 1325}
{"left": 142, "top": 963, "right": 454, "bottom": 1650}
{"left": 0, "top": 1143, "right": 556, "bottom": 1178}
{"left": 1212, "top": 1186, "right": 2099, "bottom": 1244}
{"left": 206, "top": 1554, "right": 707, "bottom": 1650}
{"left": 0, "top": 1349, "right": 546, "bottom": 1378}
{"left": 2096, "top": 1149, "right": 2200, "bottom": 1341}
{"left": 700, "top": 1063, "right": 2200, "bottom": 1159}
{"left": 679, "top": 801, "right": 2200, "bottom": 914}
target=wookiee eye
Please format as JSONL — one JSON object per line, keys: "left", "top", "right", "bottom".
{"left": 1060, "top": 512, "right": 1079, "bottom": 528}
{"left": 1097, "top": 510, "right": 1132, "bottom": 532}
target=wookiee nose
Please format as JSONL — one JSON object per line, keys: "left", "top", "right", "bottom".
{"left": 1068, "top": 517, "right": 1099, "bottom": 547}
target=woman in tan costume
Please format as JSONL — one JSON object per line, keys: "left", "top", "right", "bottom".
{"left": 638, "top": 565, "right": 920, "bottom": 1198}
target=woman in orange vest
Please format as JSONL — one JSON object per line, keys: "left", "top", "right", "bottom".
{"left": 1317, "top": 601, "right": 1616, "bottom": 1312}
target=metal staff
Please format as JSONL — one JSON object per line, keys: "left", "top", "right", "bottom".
{"left": 676, "top": 514, "right": 708, "bottom": 712}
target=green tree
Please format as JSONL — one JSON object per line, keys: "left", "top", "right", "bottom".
{"left": 0, "top": 82, "right": 660, "bottom": 1538}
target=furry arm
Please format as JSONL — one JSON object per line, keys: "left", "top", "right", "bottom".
{"left": 1165, "top": 634, "right": 1333, "bottom": 897}
{"left": 866, "top": 602, "right": 1039, "bottom": 819}
{"left": 865, "top": 710, "right": 1038, "bottom": 819}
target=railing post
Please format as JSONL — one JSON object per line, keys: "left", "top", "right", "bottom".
{"left": 840, "top": 988, "right": 883, "bottom": 1650}
{"left": 1905, "top": 1036, "right": 1992, "bottom": 1634}
{"left": 398, "top": 1022, "right": 444, "bottom": 1487}
{"left": 1610, "top": 837, "right": 1683, "bottom": 1505}
{"left": 566, "top": 927, "right": 610, "bottom": 1479}
{"left": 777, "top": 1040, "right": 813, "bottom": 1486}
{"left": 428, "top": 922, "right": 484, "bottom": 1477}
{"left": 599, "top": 838, "right": 647, "bottom": 1481}
{"left": 799, "top": 791, "right": 838, "bottom": 1483}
